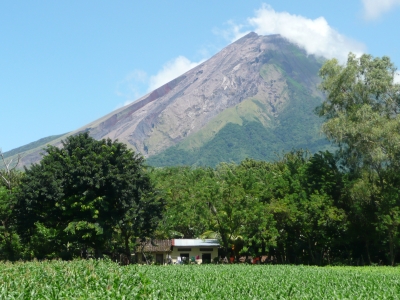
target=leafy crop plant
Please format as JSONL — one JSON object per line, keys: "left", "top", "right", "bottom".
{"left": 1, "top": 261, "right": 400, "bottom": 299}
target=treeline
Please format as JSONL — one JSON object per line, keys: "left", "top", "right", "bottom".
{"left": 150, "top": 152, "right": 346, "bottom": 265}
{"left": 1, "top": 53, "right": 399, "bottom": 265}
{"left": 150, "top": 53, "right": 400, "bottom": 266}
{"left": 149, "top": 151, "right": 387, "bottom": 265}
{"left": 1, "top": 148, "right": 398, "bottom": 265}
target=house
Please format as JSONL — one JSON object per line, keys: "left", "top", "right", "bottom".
{"left": 170, "top": 239, "right": 219, "bottom": 264}
{"left": 135, "top": 239, "right": 220, "bottom": 264}
{"left": 135, "top": 239, "right": 172, "bottom": 264}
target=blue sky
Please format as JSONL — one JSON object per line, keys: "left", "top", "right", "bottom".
{"left": 1, "top": 0, "right": 400, "bottom": 152}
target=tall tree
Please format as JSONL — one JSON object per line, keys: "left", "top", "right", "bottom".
{"left": 0, "top": 150, "right": 23, "bottom": 260}
{"left": 317, "top": 53, "right": 400, "bottom": 265}
{"left": 15, "top": 133, "right": 163, "bottom": 260}
{"left": 205, "top": 163, "right": 277, "bottom": 258}
{"left": 150, "top": 166, "right": 213, "bottom": 239}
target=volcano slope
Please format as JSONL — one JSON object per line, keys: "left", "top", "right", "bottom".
{"left": 145, "top": 33, "right": 329, "bottom": 166}
{"left": 7, "top": 32, "right": 329, "bottom": 168}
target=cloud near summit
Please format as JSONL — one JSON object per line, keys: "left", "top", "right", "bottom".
{"left": 222, "top": 4, "right": 365, "bottom": 63}
{"left": 118, "top": 4, "right": 368, "bottom": 106}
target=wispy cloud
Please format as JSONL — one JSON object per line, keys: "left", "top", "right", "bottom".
{"left": 116, "top": 56, "right": 204, "bottom": 108}
{"left": 212, "top": 20, "right": 250, "bottom": 43}
{"left": 216, "top": 4, "right": 365, "bottom": 63}
{"left": 362, "top": 0, "right": 400, "bottom": 20}
{"left": 115, "top": 70, "right": 149, "bottom": 108}
{"left": 148, "top": 56, "right": 204, "bottom": 92}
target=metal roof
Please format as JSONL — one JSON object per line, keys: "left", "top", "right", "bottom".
{"left": 172, "top": 239, "right": 220, "bottom": 247}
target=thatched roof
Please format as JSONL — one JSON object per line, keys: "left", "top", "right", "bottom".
{"left": 136, "top": 239, "right": 172, "bottom": 253}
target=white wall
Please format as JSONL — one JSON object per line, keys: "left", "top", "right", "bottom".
{"left": 136, "top": 246, "right": 219, "bottom": 264}
{"left": 170, "top": 246, "right": 218, "bottom": 264}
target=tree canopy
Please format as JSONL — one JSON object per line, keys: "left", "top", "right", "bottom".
{"left": 317, "top": 53, "right": 400, "bottom": 265}
{"left": 0, "top": 151, "right": 23, "bottom": 260}
{"left": 15, "top": 133, "right": 164, "bottom": 260}
{"left": 2, "top": 53, "right": 400, "bottom": 266}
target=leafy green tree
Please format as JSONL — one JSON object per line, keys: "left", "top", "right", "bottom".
{"left": 15, "top": 133, "right": 163, "bottom": 260}
{"left": 245, "top": 151, "right": 345, "bottom": 265}
{"left": 318, "top": 53, "right": 400, "bottom": 265}
{"left": 302, "top": 151, "right": 347, "bottom": 264}
{"left": 151, "top": 163, "right": 278, "bottom": 259}
{"left": 203, "top": 163, "right": 277, "bottom": 258}
{"left": 0, "top": 151, "right": 23, "bottom": 260}
{"left": 150, "top": 166, "right": 213, "bottom": 239}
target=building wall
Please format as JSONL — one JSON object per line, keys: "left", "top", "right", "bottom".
{"left": 135, "top": 246, "right": 219, "bottom": 264}
{"left": 170, "top": 246, "right": 218, "bottom": 264}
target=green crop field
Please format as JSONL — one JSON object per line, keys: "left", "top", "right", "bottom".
{"left": 1, "top": 260, "right": 400, "bottom": 299}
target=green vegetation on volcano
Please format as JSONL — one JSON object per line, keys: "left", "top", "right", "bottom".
{"left": 147, "top": 114, "right": 329, "bottom": 167}
{"left": 147, "top": 46, "right": 329, "bottom": 167}
{"left": 2, "top": 133, "right": 67, "bottom": 159}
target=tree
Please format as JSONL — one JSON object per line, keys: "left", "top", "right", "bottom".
{"left": 203, "top": 163, "right": 277, "bottom": 259}
{"left": 150, "top": 166, "right": 213, "bottom": 239}
{"left": 317, "top": 53, "right": 400, "bottom": 265}
{"left": 0, "top": 150, "right": 23, "bottom": 260}
{"left": 151, "top": 163, "right": 278, "bottom": 259}
{"left": 15, "top": 133, "right": 163, "bottom": 261}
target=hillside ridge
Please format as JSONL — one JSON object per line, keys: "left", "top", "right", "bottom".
{"left": 6, "top": 32, "right": 329, "bottom": 168}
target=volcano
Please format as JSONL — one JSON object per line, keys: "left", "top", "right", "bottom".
{"left": 6, "top": 32, "right": 329, "bottom": 167}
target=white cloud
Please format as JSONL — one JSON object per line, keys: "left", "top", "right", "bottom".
{"left": 115, "top": 70, "right": 149, "bottom": 108}
{"left": 116, "top": 56, "right": 204, "bottom": 108}
{"left": 362, "top": 0, "right": 400, "bottom": 20}
{"left": 394, "top": 72, "right": 400, "bottom": 84}
{"left": 117, "top": 4, "right": 370, "bottom": 109}
{"left": 213, "top": 20, "right": 250, "bottom": 43}
{"left": 247, "top": 4, "right": 365, "bottom": 63}
{"left": 148, "top": 56, "right": 204, "bottom": 91}
{"left": 116, "top": 69, "right": 148, "bottom": 98}
{"left": 116, "top": 100, "right": 133, "bottom": 109}
{"left": 215, "top": 4, "right": 365, "bottom": 63}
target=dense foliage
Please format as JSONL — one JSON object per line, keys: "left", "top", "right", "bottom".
{"left": 318, "top": 53, "right": 400, "bottom": 265}
{"left": 1, "top": 53, "right": 400, "bottom": 267}
{"left": 148, "top": 120, "right": 330, "bottom": 167}
{"left": 9, "top": 133, "right": 164, "bottom": 261}
{"left": 151, "top": 152, "right": 347, "bottom": 265}
{"left": 1, "top": 261, "right": 400, "bottom": 299}
{"left": 148, "top": 53, "right": 400, "bottom": 266}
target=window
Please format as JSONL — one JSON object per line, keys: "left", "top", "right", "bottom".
{"left": 177, "top": 248, "right": 192, "bottom": 251}
{"left": 180, "top": 253, "right": 189, "bottom": 259}
{"left": 199, "top": 248, "right": 213, "bottom": 252}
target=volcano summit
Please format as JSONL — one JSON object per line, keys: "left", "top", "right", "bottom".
{"left": 6, "top": 32, "right": 329, "bottom": 167}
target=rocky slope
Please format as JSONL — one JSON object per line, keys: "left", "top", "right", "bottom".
{"left": 6, "top": 32, "right": 329, "bottom": 168}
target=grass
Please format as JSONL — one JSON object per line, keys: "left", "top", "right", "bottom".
{"left": 1, "top": 260, "right": 400, "bottom": 299}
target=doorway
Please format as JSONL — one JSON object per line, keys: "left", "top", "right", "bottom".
{"left": 202, "top": 253, "right": 211, "bottom": 264}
